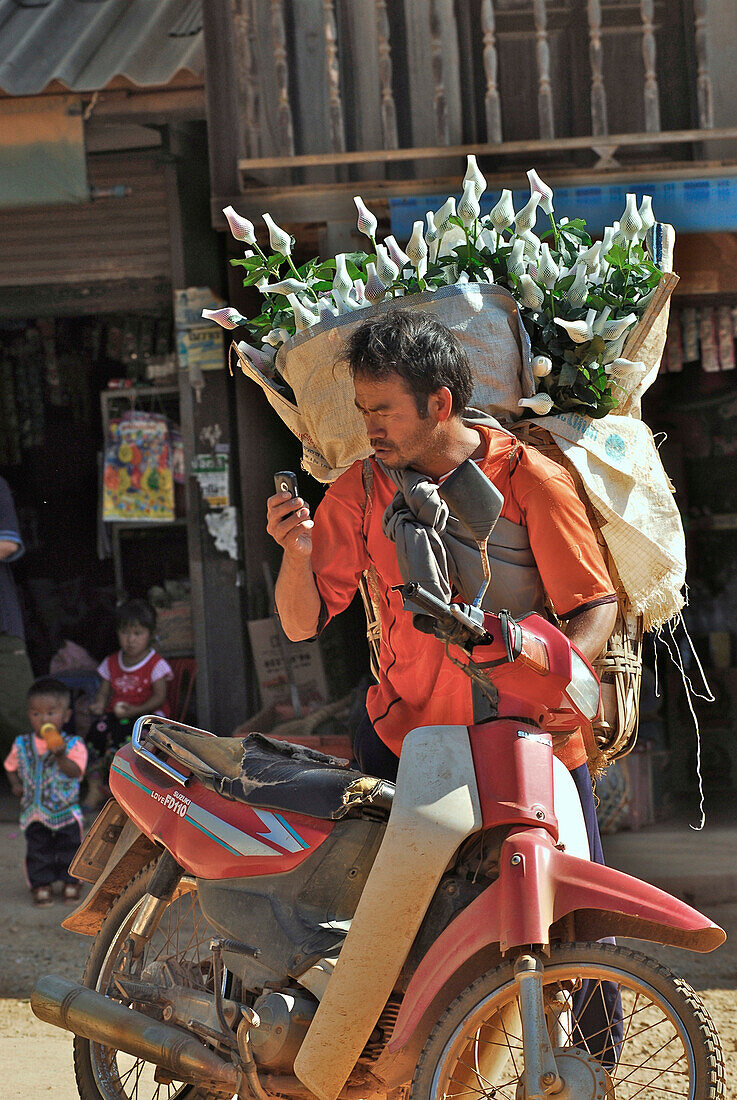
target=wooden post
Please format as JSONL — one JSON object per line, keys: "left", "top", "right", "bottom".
{"left": 269, "top": 0, "right": 295, "bottom": 156}
{"left": 533, "top": 0, "right": 555, "bottom": 139}
{"left": 429, "top": 0, "right": 450, "bottom": 145}
{"left": 587, "top": 0, "right": 608, "bottom": 136}
{"left": 481, "top": 0, "right": 502, "bottom": 143}
{"left": 231, "top": 0, "right": 261, "bottom": 160}
{"left": 693, "top": 0, "right": 715, "bottom": 129}
{"left": 640, "top": 0, "right": 661, "bottom": 132}
{"left": 375, "top": 0, "right": 398, "bottom": 149}
{"left": 323, "top": 0, "right": 346, "bottom": 153}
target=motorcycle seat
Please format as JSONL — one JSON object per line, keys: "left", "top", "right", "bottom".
{"left": 139, "top": 722, "right": 394, "bottom": 822}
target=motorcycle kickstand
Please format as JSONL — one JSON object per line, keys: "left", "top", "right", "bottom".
{"left": 513, "top": 953, "right": 563, "bottom": 1100}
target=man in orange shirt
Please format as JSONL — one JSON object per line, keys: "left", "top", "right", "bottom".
{"left": 268, "top": 312, "right": 621, "bottom": 1061}
{"left": 267, "top": 308, "right": 617, "bottom": 789}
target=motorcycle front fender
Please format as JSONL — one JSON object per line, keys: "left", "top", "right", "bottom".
{"left": 61, "top": 799, "right": 159, "bottom": 936}
{"left": 382, "top": 826, "right": 724, "bottom": 1066}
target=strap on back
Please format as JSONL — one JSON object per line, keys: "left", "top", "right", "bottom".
{"left": 358, "top": 458, "right": 382, "bottom": 682}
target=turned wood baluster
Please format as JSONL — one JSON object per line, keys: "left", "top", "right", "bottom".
{"left": 693, "top": 0, "right": 714, "bottom": 129}
{"left": 323, "top": 0, "right": 346, "bottom": 152}
{"left": 429, "top": 0, "right": 450, "bottom": 145}
{"left": 587, "top": 0, "right": 608, "bottom": 135}
{"left": 269, "top": 0, "right": 295, "bottom": 156}
{"left": 375, "top": 0, "right": 398, "bottom": 148}
{"left": 232, "top": 0, "right": 261, "bottom": 159}
{"left": 640, "top": 0, "right": 661, "bottom": 132}
{"left": 533, "top": 0, "right": 554, "bottom": 139}
{"left": 481, "top": 0, "right": 502, "bottom": 142}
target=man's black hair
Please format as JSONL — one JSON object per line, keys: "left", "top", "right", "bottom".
{"left": 115, "top": 597, "right": 157, "bottom": 634}
{"left": 28, "top": 676, "right": 71, "bottom": 707}
{"left": 342, "top": 309, "right": 474, "bottom": 416}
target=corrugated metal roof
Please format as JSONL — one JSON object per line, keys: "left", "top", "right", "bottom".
{"left": 0, "top": 0, "right": 204, "bottom": 96}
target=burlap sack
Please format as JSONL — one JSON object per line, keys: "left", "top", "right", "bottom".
{"left": 532, "top": 411, "right": 685, "bottom": 632}
{"left": 235, "top": 282, "right": 535, "bottom": 482}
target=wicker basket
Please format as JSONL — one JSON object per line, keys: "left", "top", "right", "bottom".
{"left": 513, "top": 422, "right": 643, "bottom": 774}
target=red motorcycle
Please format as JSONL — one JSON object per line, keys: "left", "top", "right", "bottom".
{"left": 32, "top": 467, "right": 725, "bottom": 1100}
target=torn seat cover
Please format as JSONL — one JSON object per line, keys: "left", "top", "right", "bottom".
{"left": 141, "top": 723, "right": 394, "bottom": 821}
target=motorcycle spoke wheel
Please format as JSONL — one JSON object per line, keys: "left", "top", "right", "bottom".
{"left": 411, "top": 942, "right": 724, "bottom": 1100}
{"left": 73, "top": 862, "right": 230, "bottom": 1100}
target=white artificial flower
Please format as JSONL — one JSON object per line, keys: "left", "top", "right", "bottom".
{"left": 536, "top": 243, "right": 559, "bottom": 289}
{"left": 518, "top": 393, "right": 554, "bottom": 415}
{"left": 638, "top": 195, "right": 655, "bottom": 239}
{"left": 506, "top": 238, "right": 526, "bottom": 278}
{"left": 463, "top": 154, "right": 487, "bottom": 202}
{"left": 526, "top": 169, "right": 554, "bottom": 216}
{"left": 262, "top": 213, "right": 292, "bottom": 255}
{"left": 619, "top": 194, "right": 642, "bottom": 242}
{"left": 489, "top": 189, "right": 515, "bottom": 232}
{"left": 235, "top": 340, "right": 276, "bottom": 373}
{"left": 262, "top": 278, "right": 311, "bottom": 295}
{"left": 514, "top": 192, "right": 541, "bottom": 235}
{"left": 262, "top": 328, "right": 291, "bottom": 348}
{"left": 375, "top": 243, "right": 400, "bottom": 286}
{"left": 564, "top": 261, "right": 589, "bottom": 308}
{"left": 518, "top": 274, "right": 545, "bottom": 311}
{"left": 222, "top": 206, "right": 257, "bottom": 245}
{"left": 458, "top": 180, "right": 481, "bottom": 227}
{"left": 577, "top": 240, "right": 602, "bottom": 273}
{"left": 384, "top": 235, "right": 411, "bottom": 269}
{"left": 364, "top": 261, "right": 388, "bottom": 302}
{"left": 554, "top": 308, "right": 597, "bottom": 344}
{"left": 353, "top": 196, "right": 378, "bottom": 240}
{"left": 201, "top": 307, "right": 247, "bottom": 330}
{"left": 597, "top": 311, "right": 638, "bottom": 341}
{"left": 406, "top": 221, "right": 428, "bottom": 279}
{"left": 532, "top": 354, "right": 553, "bottom": 378}
{"left": 286, "top": 293, "right": 318, "bottom": 331}
{"left": 333, "top": 254, "right": 353, "bottom": 298}
{"left": 433, "top": 197, "right": 457, "bottom": 235}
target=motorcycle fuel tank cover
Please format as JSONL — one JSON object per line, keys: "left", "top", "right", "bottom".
{"left": 109, "top": 746, "right": 334, "bottom": 879}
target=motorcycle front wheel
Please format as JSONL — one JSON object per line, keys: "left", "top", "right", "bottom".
{"left": 410, "top": 942, "right": 724, "bottom": 1100}
{"left": 73, "top": 861, "right": 231, "bottom": 1100}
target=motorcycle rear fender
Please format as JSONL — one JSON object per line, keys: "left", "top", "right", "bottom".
{"left": 61, "top": 800, "right": 159, "bottom": 936}
{"left": 372, "top": 826, "right": 725, "bottom": 1089}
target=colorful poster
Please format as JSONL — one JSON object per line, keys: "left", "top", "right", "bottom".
{"left": 102, "top": 412, "right": 175, "bottom": 522}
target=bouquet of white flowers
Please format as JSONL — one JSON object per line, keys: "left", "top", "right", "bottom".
{"left": 204, "top": 157, "right": 668, "bottom": 421}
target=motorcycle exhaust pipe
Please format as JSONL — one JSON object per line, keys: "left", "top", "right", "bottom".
{"left": 31, "top": 974, "right": 240, "bottom": 1094}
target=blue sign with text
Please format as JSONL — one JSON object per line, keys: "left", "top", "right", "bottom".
{"left": 389, "top": 177, "right": 737, "bottom": 240}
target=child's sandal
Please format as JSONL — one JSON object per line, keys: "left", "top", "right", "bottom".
{"left": 62, "top": 882, "right": 82, "bottom": 903}
{"left": 32, "top": 885, "right": 54, "bottom": 907}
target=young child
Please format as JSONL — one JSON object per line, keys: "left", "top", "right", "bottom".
{"left": 3, "top": 677, "right": 88, "bottom": 906}
{"left": 89, "top": 598, "right": 173, "bottom": 760}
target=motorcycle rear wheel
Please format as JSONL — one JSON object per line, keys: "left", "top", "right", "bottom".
{"left": 410, "top": 942, "right": 724, "bottom": 1100}
{"left": 73, "top": 861, "right": 232, "bottom": 1100}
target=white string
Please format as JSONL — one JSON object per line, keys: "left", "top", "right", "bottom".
{"left": 655, "top": 612, "right": 713, "bottom": 831}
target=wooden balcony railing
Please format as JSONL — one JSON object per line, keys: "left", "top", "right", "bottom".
{"left": 207, "top": 0, "right": 735, "bottom": 221}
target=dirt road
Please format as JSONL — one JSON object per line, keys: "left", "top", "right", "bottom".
{"left": 1, "top": 819, "right": 735, "bottom": 1098}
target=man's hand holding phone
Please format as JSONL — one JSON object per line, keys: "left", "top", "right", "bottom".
{"left": 267, "top": 470, "right": 313, "bottom": 558}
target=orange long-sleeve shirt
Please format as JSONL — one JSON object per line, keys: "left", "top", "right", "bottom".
{"left": 311, "top": 425, "right": 615, "bottom": 768}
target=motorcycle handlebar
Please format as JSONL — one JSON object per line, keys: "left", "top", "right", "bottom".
{"left": 401, "top": 582, "right": 488, "bottom": 640}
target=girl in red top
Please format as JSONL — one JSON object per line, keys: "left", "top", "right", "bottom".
{"left": 89, "top": 599, "right": 173, "bottom": 761}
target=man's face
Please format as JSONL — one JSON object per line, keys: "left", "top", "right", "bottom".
{"left": 353, "top": 373, "right": 438, "bottom": 470}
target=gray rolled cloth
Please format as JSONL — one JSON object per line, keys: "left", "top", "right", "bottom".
{"left": 379, "top": 408, "right": 546, "bottom": 623}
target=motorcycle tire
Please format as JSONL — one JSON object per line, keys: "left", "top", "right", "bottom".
{"left": 73, "top": 860, "right": 233, "bottom": 1100}
{"left": 410, "top": 941, "right": 725, "bottom": 1100}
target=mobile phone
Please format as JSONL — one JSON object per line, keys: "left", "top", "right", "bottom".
{"left": 274, "top": 470, "right": 299, "bottom": 498}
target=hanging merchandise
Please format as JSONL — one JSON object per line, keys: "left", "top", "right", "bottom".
{"left": 698, "top": 307, "right": 719, "bottom": 372}
{"left": 717, "top": 306, "right": 735, "bottom": 372}
{"left": 102, "top": 410, "right": 175, "bottom": 522}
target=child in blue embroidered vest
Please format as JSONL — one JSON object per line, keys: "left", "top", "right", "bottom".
{"left": 3, "top": 677, "right": 88, "bottom": 907}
